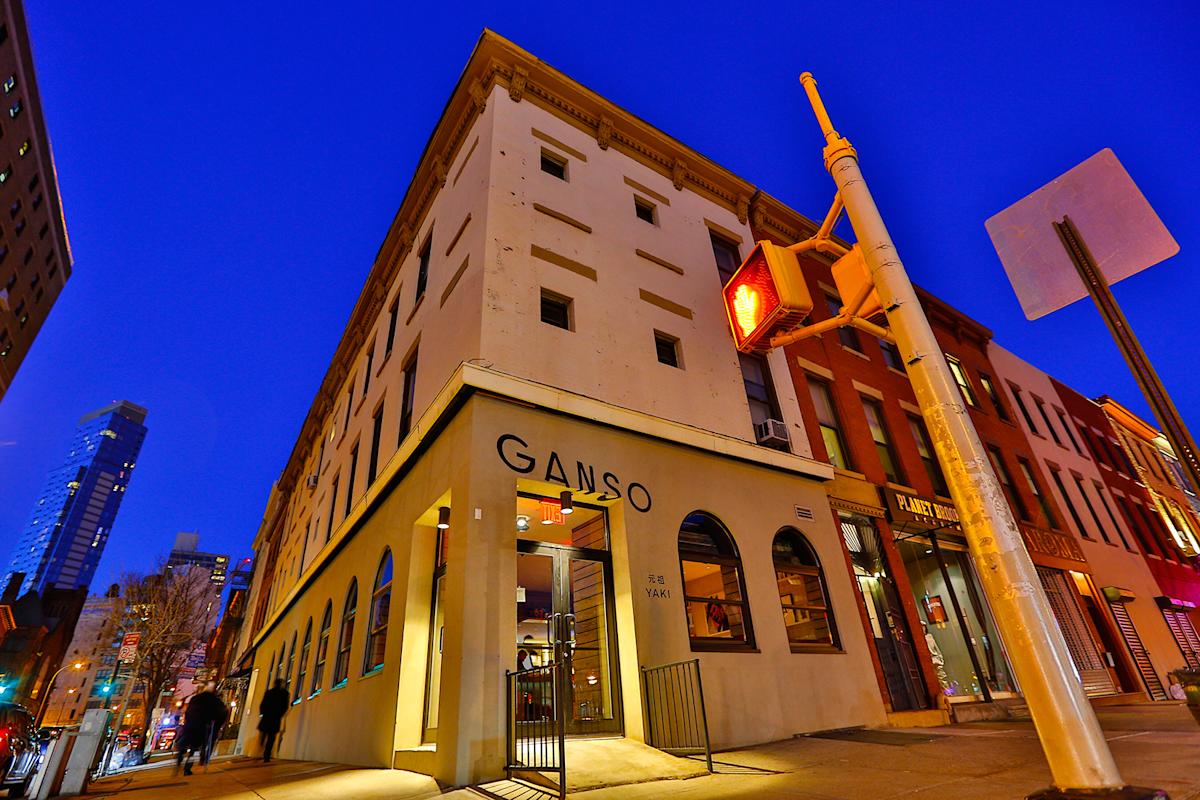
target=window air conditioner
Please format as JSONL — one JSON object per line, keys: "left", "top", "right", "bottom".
{"left": 754, "top": 419, "right": 790, "bottom": 448}
{"left": 306, "top": 475, "right": 319, "bottom": 489}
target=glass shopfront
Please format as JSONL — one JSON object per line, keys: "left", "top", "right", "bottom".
{"left": 899, "top": 538, "right": 1016, "bottom": 701}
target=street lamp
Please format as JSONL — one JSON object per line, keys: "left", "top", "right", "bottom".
{"left": 36, "top": 661, "right": 86, "bottom": 726}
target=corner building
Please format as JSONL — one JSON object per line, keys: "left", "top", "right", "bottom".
{"left": 234, "top": 33, "right": 885, "bottom": 784}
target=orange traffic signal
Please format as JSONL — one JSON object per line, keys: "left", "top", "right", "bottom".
{"left": 722, "top": 241, "right": 813, "bottom": 352}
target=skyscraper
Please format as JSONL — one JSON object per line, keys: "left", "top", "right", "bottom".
{"left": 0, "top": 0, "right": 74, "bottom": 400}
{"left": 3, "top": 400, "right": 148, "bottom": 596}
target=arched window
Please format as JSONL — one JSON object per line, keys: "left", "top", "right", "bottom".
{"left": 285, "top": 632, "right": 297, "bottom": 695}
{"left": 295, "top": 618, "right": 313, "bottom": 703}
{"left": 333, "top": 579, "right": 358, "bottom": 687}
{"left": 363, "top": 550, "right": 393, "bottom": 674}
{"left": 311, "top": 601, "right": 332, "bottom": 695}
{"left": 678, "top": 511, "right": 754, "bottom": 649}
{"left": 773, "top": 528, "right": 838, "bottom": 650}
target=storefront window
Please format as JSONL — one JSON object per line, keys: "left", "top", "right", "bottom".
{"left": 363, "top": 549, "right": 392, "bottom": 674}
{"left": 311, "top": 602, "right": 332, "bottom": 695}
{"left": 899, "top": 539, "right": 1015, "bottom": 700}
{"left": 772, "top": 528, "right": 838, "bottom": 650}
{"left": 333, "top": 579, "right": 358, "bottom": 687}
{"left": 295, "top": 619, "right": 312, "bottom": 703}
{"left": 679, "top": 512, "right": 754, "bottom": 650}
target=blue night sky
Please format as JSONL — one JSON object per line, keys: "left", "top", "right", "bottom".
{"left": 2, "top": 1, "right": 1197, "bottom": 591}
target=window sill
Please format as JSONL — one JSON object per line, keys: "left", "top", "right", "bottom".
{"left": 790, "top": 644, "right": 845, "bottom": 655}
{"left": 886, "top": 366, "right": 908, "bottom": 379}
{"left": 291, "top": 697, "right": 302, "bottom": 706}
{"left": 361, "top": 665, "right": 385, "bottom": 679}
{"left": 405, "top": 294, "right": 425, "bottom": 326}
{"left": 376, "top": 349, "right": 392, "bottom": 377}
{"left": 1103, "top": 540, "right": 1121, "bottom": 548}
{"left": 841, "top": 345, "right": 871, "bottom": 361}
{"left": 833, "top": 468, "right": 869, "bottom": 481}
{"left": 688, "top": 640, "right": 759, "bottom": 654}
{"left": 330, "top": 679, "right": 348, "bottom": 692}
{"left": 307, "top": 689, "right": 322, "bottom": 700}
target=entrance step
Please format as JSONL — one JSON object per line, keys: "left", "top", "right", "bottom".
{"left": 948, "top": 697, "right": 1029, "bottom": 723}
{"left": 392, "top": 744, "right": 436, "bottom": 774}
{"left": 1089, "top": 691, "right": 1153, "bottom": 708}
{"left": 885, "top": 708, "right": 950, "bottom": 728}
{"left": 563, "top": 737, "right": 708, "bottom": 792}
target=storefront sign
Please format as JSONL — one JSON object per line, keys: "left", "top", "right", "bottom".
{"left": 496, "top": 434, "right": 653, "bottom": 512}
{"left": 882, "top": 488, "right": 961, "bottom": 531}
{"left": 1019, "top": 524, "right": 1087, "bottom": 564}
{"left": 645, "top": 573, "right": 670, "bottom": 599}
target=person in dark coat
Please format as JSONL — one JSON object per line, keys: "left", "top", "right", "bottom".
{"left": 257, "top": 679, "right": 290, "bottom": 763}
{"left": 176, "top": 683, "right": 228, "bottom": 776}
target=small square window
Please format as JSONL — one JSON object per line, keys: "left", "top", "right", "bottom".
{"left": 540, "top": 289, "right": 572, "bottom": 330}
{"left": 634, "top": 196, "right": 656, "bottom": 225}
{"left": 3, "top": 76, "right": 14, "bottom": 94}
{"left": 18, "top": 140, "right": 29, "bottom": 157}
{"left": 540, "top": 149, "right": 567, "bottom": 181}
{"left": 654, "top": 331, "right": 681, "bottom": 367}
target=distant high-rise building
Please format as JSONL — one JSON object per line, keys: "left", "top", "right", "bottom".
{"left": 3, "top": 401, "right": 148, "bottom": 596}
{"left": 167, "top": 531, "right": 230, "bottom": 589}
{"left": 0, "top": 0, "right": 74, "bottom": 401}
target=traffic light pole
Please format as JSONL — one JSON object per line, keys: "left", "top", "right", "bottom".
{"left": 797, "top": 74, "right": 1162, "bottom": 800}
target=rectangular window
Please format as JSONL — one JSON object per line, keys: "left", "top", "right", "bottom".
{"left": 414, "top": 235, "right": 432, "bottom": 301}
{"left": 908, "top": 415, "right": 949, "bottom": 496}
{"left": 741, "top": 353, "right": 785, "bottom": 449}
{"left": 827, "top": 294, "right": 862, "bottom": 351}
{"left": 987, "top": 446, "right": 1029, "bottom": 521}
{"left": 1008, "top": 383, "right": 1039, "bottom": 435}
{"left": 879, "top": 339, "right": 904, "bottom": 371}
{"left": 362, "top": 346, "right": 374, "bottom": 397}
{"left": 1094, "top": 482, "right": 1133, "bottom": 550}
{"left": 634, "top": 196, "right": 656, "bottom": 224}
{"left": 1056, "top": 408, "right": 1084, "bottom": 455}
{"left": 385, "top": 298, "right": 399, "bottom": 354}
{"left": 342, "top": 382, "right": 353, "bottom": 438}
{"left": 540, "top": 289, "right": 572, "bottom": 330}
{"left": 326, "top": 476, "right": 339, "bottom": 542}
{"left": 946, "top": 356, "right": 978, "bottom": 407}
{"left": 1033, "top": 396, "right": 1063, "bottom": 446}
{"left": 1018, "top": 458, "right": 1057, "bottom": 529}
{"left": 1073, "top": 473, "right": 1112, "bottom": 544}
{"left": 1079, "top": 427, "right": 1107, "bottom": 467}
{"left": 654, "top": 330, "right": 681, "bottom": 368}
{"left": 709, "top": 232, "right": 741, "bottom": 285}
{"left": 1115, "top": 495, "right": 1157, "bottom": 556}
{"left": 8, "top": 100, "right": 21, "bottom": 119}
{"left": 2, "top": 75, "right": 14, "bottom": 93}
{"left": 398, "top": 348, "right": 418, "bottom": 444}
{"left": 808, "top": 377, "right": 850, "bottom": 470}
{"left": 539, "top": 149, "right": 567, "bottom": 180}
{"left": 979, "top": 373, "right": 1011, "bottom": 422}
{"left": 18, "top": 139, "right": 29, "bottom": 157}
{"left": 345, "top": 443, "right": 359, "bottom": 517}
{"left": 861, "top": 396, "right": 903, "bottom": 483}
{"left": 1050, "top": 467, "right": 1089, "bottom": 538}
{"left": 368, "top": 404, "right": 384, "bottom": 486}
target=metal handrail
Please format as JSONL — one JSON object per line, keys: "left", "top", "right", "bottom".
{"left": 505, "top": 662, "right": 565, "bottom": 798}
{"left": 640, "top": 658, "right": 712, "bottom": 772}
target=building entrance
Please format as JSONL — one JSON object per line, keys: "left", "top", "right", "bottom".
{"left": 515, "top": 496, "right": 621, "bottom": 737}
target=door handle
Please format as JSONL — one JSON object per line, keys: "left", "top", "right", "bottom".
{"left": 564, "top": 613, "right": 577, "bottom": 651}
{"left": 546, "top": 612, "right": 561, "bottom": 646}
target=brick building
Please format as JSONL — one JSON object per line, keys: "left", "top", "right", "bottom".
{"left": 0, "top": 0, "right": 72, "bottom": 400}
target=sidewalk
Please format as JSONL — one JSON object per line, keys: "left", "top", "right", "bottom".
{"left": 70, "top": 704, "right": 1200, "bottom": 800}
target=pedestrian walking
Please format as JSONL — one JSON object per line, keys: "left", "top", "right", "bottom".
{"left": 257, "top": 679, "right": 290, "bottom": 763}
{"left": 176, "top": 682, "right": 227, "bottom": 776}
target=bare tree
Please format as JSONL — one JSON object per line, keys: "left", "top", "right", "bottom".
{"left": 104, "top": 561, "right": 217, "bottom": 758}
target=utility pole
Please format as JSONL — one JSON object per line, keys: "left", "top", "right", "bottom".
{"left": 796, "top": 74, "right": 1160, "bottom": 799}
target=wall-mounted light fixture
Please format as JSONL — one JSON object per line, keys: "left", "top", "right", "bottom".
{"left": 437, "top": 506, "right": 451, "bottom": 529}
{"left": 560, "top": 490, "right": 574, "bottom": 515}
{"left": 516, "top": 515, "right": 531, "bottom": 532}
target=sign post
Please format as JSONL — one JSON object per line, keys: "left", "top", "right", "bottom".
{"left": 792, "top": 76, "right": 1161, "bottom": 799}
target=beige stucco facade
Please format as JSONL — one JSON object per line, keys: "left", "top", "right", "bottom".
{"left": 238, "top": 370, "right": 885, "bottom": 784}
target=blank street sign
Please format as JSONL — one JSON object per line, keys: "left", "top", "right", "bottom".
{"left": 985, "top": 149, "right": 1179, "bottom": 320}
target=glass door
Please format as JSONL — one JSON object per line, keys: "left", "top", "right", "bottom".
{"left": 517, "top": 541, "right": 621, "bottom": 736}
